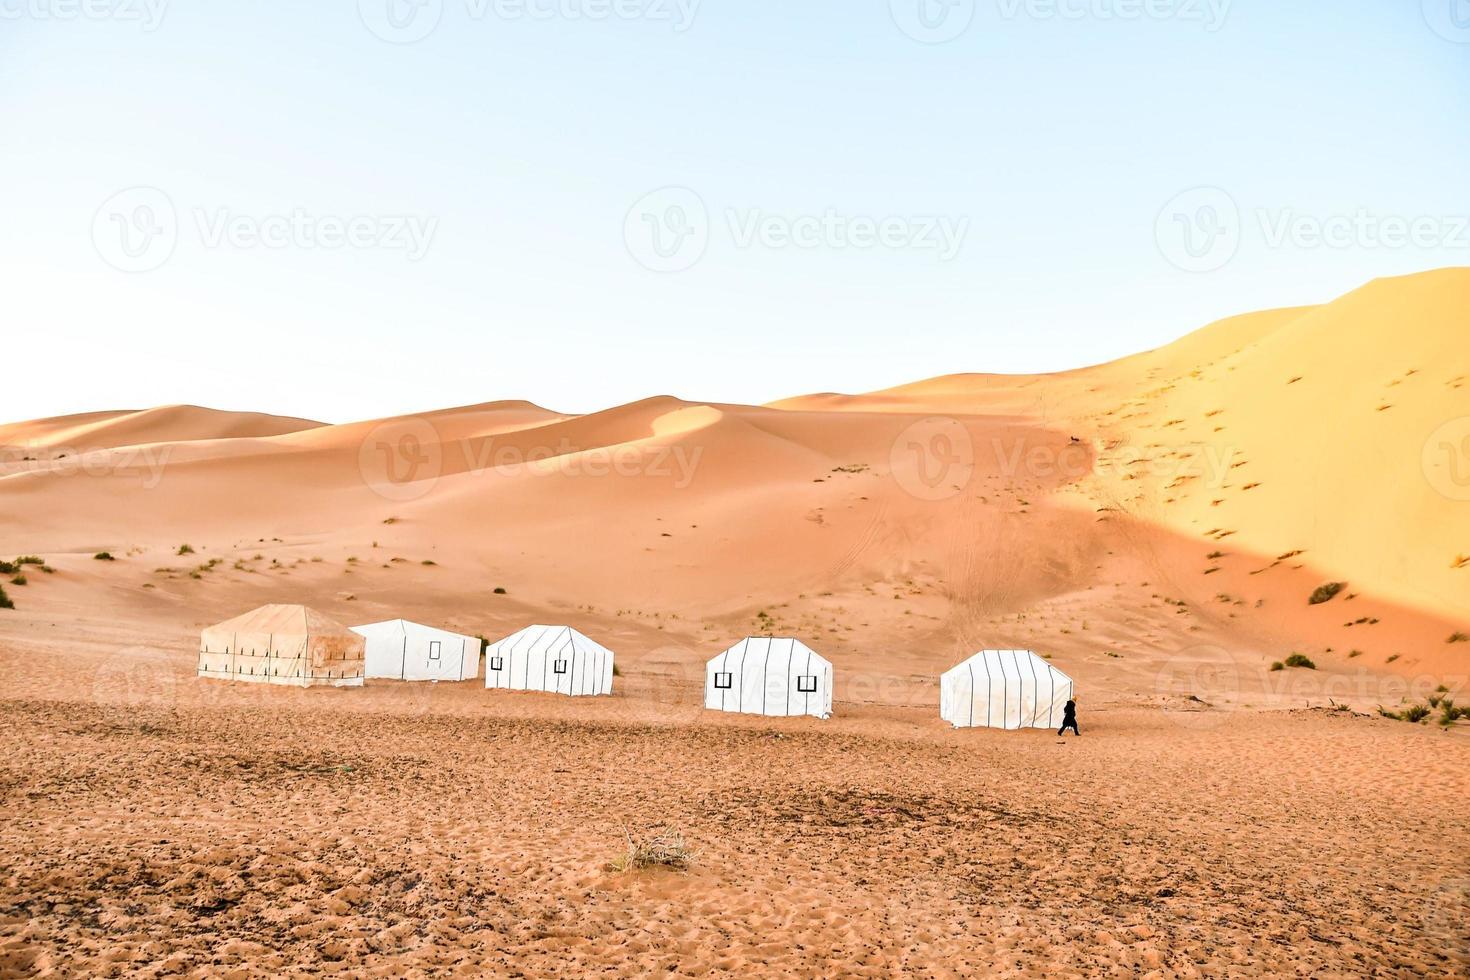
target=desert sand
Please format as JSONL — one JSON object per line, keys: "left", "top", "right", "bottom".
{"left": 0, "top": 268, "right": 1467, "bottom": 977}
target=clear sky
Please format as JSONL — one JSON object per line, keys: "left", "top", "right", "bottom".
{"left": 3, "top": 0, "right": 1467, "bottom": 423}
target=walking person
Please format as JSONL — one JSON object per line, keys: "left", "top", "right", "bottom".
{"left": 1057, "top": 697, "right": 1080, "bottom": 737}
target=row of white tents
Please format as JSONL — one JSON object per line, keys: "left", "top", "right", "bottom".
{"left": 197, "top": 605, "right": 1074, "bottom": 730}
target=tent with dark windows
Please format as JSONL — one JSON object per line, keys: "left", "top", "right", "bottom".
{"left": 198, "top": 604, "right": 364, "bottom": 688}
{"left": 350, "top": 619, "right": 480, "bottom": 681}
{"left": 483, "top": 625, "right": 614, "bottom": 696}
{"left": 704, "top": 636, "right": 833, "bottom": 719}
{"left": 939, "top": 649, "right": 1072, "bottom": 730}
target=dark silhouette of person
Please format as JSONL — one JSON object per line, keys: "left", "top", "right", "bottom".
{"left": 1058, "top": 698, "right": 1080, "bottom": 736}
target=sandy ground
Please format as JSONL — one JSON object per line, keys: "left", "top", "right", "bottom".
{"left": 0, "top": 605, "right": 1467, "bottom": 978}
{"left": 1, "top": 269, "right": 1468, "bottom": 976}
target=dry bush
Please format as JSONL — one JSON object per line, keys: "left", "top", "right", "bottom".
{"left": 608, "top": 824, "right": 696, "bottom": 873}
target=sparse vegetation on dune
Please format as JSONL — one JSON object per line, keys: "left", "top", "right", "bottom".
{"left": 0, "top": 585, "right": 11, "bottom": 609}
{"left": 1283, "top": 653, "right": 1316, "bottom": 670}
{"left": 177, "top": 544, "right": 194, "bottom": 555}
{"left": 94, "top": 552, "right": 115, "bottom": 561}
{"left": 1308, "top": 582, "right": 1346, "bottom": 605}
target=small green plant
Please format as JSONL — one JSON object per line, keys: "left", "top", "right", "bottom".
{"left": 493, "top": 587, "right": 507, "bottom": 595}
{"left": 0, "top": 584, "right": 12, "bottom": 609}
{"left": 1308, "top": 582, "right": 1346, "bottom": 605}
{"left": 1269, "top": 661, "right": 1284, "bottom": 671}
{"left": 10, "top": 574, "right": 26, "bottom": 586}
{"left": 0, "top": 561, "right": 14, "bottom": 575}
{"left": 1448, "top": 632, "right": 1469, "bottom": 644}
{"left": 1348, "top": 649, "right": 1363, "bottom": 658}
{"left": 1386, "top": 654, "right": 1400, "bottom": 663}
{"left": 15, "top": 556, "right": 44, "bottom": 567}
{"left": 177, "top": 544, "right": 194, "bottom": 556}
{"left": 94, "top": 552, "right": 115, "bottom": 561}
{"left": 1402, "top": 704, "right": 1431, "bottom": 723}
{"left": 1283, "top": 653, "right": 1316, "bottom": 670}
{"left": 421, "top": 560, "right": 437, "bottom": 566}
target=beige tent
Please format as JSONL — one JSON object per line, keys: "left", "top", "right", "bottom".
{"left": 198, "top": 604, "right": 364, "bottom": 687}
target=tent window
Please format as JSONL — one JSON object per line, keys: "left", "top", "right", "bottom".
{"left": 489, "top": 656, "right": 504, "bottom": 671}
{"left": 797, "top": 674, "right": 818, "bottom": 693}
{"left": 428, "top": 641, "right": 442, "bottom": 661}
{"left": 553, "top": 659, "right": 568, "bottom": 674}
{"left": 714, "top": 671, "right": 733, "bottom": 689}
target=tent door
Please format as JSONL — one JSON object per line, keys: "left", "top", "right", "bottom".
{"left": 428, "top": 641, "right": 442, "bottom": 662}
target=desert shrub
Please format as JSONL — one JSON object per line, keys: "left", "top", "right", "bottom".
{"left": 1448, "top": 632, "right": 1469, "bottom": 644}
{"left": 10, "top": 574, "right": 26, "bottom": 586}
{"left": 0, "top": 585, "right": 11, "bottom": 609}
{"left": 608, "top": 825, "right": 696, "bottom": 873}
{"left": 0, "top": 561, "right": 13, "bottom": 575}
{"left": 94, "top": 552, "right": 115, "bottom": 561}
{"left": 421, "top": 560, "right": 436, "bottom": 566}
{"left": 1439, "top": 700, "right": 1460, "bottom": 725}
{"left": 1269, "top": 661, "right": 1284, "bottom": 672}
{"left": 493, "top": 587, "right": 507, "bottom": 595}
{"left": 1402, "top": 704, "right": 1431, "bottom": 723}
{"left": 1308, "top": 582, "right": 1346, "bottom": 605}
{"left": 15, "top": 556, "right": 44, "bottom": 567}
{"left": 177, "top": 544, "right": 194, "bottom": 555}
{"left": 1283, "top": 653, "right": 1316, "bottom": 670}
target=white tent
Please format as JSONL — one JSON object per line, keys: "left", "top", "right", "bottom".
{"left": 484, "top": 625, "right": 614, "bottom": 696}
{"left": 197, "top": 604, "right": 364, "bottom": 688}
{"left": 704, "top": 636, "right": 833, "bottom": 719}
{"left": 940, "top": 649, "right": 1073, "bottom": 730}
{"left": 350, "top": 619, "right": 480, "bottom": 681}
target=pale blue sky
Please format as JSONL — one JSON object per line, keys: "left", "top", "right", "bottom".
{"left": 3, "top": 0, "right": 1467, "bottom": 423}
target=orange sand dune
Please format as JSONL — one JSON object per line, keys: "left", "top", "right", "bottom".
{"left": 1, "top": 269, "right": 1468, "bottom": 978}
{"left": 0, "top": 404, "right": 322, "bottom": 454}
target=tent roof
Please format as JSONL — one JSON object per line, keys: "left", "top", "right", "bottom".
{"left": 488, "top": 625, "right": 609, "bottom": 651}
{"left": 350, "top": 618, "right": 471, "bottom": 640}
{"left": 204, "top": 604, "right": 356, "bottom": 638}
{"left": 709, "top": 636, "right": 831, "bottom": 670}
{"left": 942, "top": 649, "right": 1072, "bottom": 684}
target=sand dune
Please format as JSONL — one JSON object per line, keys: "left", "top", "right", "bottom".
{"left": 0, "top": 269, "right": 1467, "bottom": 977}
